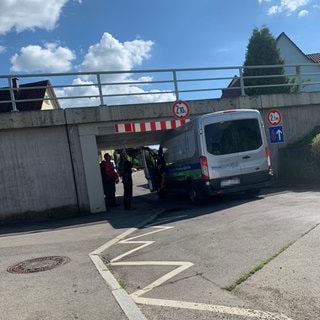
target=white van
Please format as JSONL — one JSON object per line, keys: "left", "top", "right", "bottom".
{"left": 143, "top": 109, "right": 273, "bottom": 203}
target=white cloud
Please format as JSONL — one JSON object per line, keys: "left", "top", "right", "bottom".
{"left": 265, "top": 0, "right": 311, "bottom": 15}
{"left": 10, "top": 43, "right": 76, "bottom": 72}
{"left": 268, "top": 5, "right": 281, "bottom": 14}
{"left": 298, "top": 9, "right": 309, "bottom": 16}
{"left": 0, "top": 0, "right": 172, "bottom": 106}
{"left": 56, "top": 77, "right": 175, "bottom": 108}
{"left": 7, "top": 28, "right": 172, "bottom": 106}
{"left": 80, "top": 33, "right": 154, "bottom": 73}
{"left": 0, "top": 0, "right": 68, "bottom": 34}
{"left": 56, "top": 32, "right": 174, "bottom": 107}
{"left": 55, "top": 78, "right": 101, "bottom": 108}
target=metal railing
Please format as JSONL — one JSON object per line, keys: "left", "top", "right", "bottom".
{"left": 1, "top": 64, "right": 320, "bottom": 111}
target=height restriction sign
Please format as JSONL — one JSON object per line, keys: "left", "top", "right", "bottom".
{"left": 267, "top": 109, "right": 282, "bottom": 126}
{"left": 172, "top": 100, "right": 190, "bottom": 119}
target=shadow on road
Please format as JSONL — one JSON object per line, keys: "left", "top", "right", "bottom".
{"left": 1, "top": 184, "right": 317, "bottom": 236}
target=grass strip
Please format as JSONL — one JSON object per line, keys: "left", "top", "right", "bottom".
{"left": 224, "top": 223, "right": 319, "bottom": 292}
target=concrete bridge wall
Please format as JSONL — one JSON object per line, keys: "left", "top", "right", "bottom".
{"left": 1, "top": 91, "right": 320, "bottom": 223}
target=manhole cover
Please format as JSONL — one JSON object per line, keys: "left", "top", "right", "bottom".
{"left": 7, "top": 256, "right": 70, "bottom": 274}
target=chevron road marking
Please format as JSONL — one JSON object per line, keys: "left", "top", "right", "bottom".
{"left": 112, "top": 260, "right": 194, "bottom": 297}
{"left": 110, "top": 226, "right": 174, "bottom": 263}
{"left": 91, "top": 215, "right": 294, "bottom": 320}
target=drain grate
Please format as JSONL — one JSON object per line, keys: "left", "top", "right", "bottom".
{"left": 7, "top": 256, "right": 70, "bottom": 274}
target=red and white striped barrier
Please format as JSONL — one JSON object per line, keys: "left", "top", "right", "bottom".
{"left": 114, "top": 119, "right": 190, "bottom": 133}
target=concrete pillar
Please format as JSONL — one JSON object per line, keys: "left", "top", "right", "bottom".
{"left": 79, "top": 126, "right": 106, "bottom": 213}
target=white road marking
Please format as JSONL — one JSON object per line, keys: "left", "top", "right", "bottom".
{"left": 132, "top": 297, "right": 293, "bottom": 320}
{"left": 91, "top": 214, "right": 294, "bottom": 320}
{"left": 89, "top": 216, "right": 162, "bottom": 320}
{"left": 112, "top": 261, "right": 194, "bottom": 297}
{"left": 90, "top": 227, "right": 138, "bottom": 255}
{"left": 111, "top": 226, "right": 174, "bottom": 263}
{"left": 89, "top": 251, "right": 148, "bottom": 320}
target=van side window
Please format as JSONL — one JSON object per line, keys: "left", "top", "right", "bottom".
{"left": 164, "top": 130, "right": 195, "bottom": 163}
{"left": 205, "top": 119, "right": 262, "bottom": 155}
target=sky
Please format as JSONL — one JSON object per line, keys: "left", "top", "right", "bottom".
{"left": 1, "top": 0, "right": 320, "bottom": 106}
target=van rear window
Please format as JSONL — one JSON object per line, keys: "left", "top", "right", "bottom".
{"left": 205, "top": 119, "right": 262, "bottom": 155}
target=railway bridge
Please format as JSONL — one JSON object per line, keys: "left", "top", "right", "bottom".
{"left": 1, "top": 66, "right": 320, "bottom": 222}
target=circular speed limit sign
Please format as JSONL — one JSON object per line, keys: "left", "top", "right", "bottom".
{"left": 172, "top": 100, "right": 190, "bottom": 119}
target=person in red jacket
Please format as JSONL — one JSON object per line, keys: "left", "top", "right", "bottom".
{"left": 100, "top": 153, "right": 119, "bottom": 207}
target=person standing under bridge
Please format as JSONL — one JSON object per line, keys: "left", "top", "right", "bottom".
{"left": 118, "top": 150, "right": 135, "bottom": 210}
{"left": 100, "top": 153, "right": 119, "bottom": 208}
{"left": 156, "top": 145, "right": 166, "bottom": 195}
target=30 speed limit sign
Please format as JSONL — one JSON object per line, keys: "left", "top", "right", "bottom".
{"left": 172, "top": 100, "right": 190, "bottom": 119}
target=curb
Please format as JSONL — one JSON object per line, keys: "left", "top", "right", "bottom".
{"left": 89, "top": 209, "right": 165, "bottom": 320}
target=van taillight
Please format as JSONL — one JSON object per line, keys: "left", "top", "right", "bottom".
{"left": 200, "top": 156, "right": 209, "bottom": 180}
{"left": 265, "top": 147, "right": 273, "bottom": 175}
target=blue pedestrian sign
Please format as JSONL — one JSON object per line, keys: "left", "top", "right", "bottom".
{"left": 269, "top": 126, "right": 284, "bottom": 144}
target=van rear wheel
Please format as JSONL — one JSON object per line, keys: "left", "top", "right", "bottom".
{"left": 187, "top": 184, "right": 199, "bottom": 205}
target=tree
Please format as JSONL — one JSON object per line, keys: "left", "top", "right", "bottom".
{"left": 243, "top": 27, "right": 291, "bottom": 96}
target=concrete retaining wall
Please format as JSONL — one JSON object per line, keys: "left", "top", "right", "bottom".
{"left": 0, "top": 121, "right": 89, "bottom": 223}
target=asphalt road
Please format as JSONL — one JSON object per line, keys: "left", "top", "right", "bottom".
{"left": 106, "top": 173, "right": 320, "bottom": 320}
{"left": 1, "top": 170, "right": 320, "bottom": 320}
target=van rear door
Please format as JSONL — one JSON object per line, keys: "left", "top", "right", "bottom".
{"left": 236, "top": 117, "right": 270, "bottom": 184}
{"left": 201, "top": 110, "right": 269, "bottom": 189}
{"left": 201, "top": 113, "right": 242, "bottom": 185}
{"left": 141, "top": 147, "right": 158, "bottom": 192}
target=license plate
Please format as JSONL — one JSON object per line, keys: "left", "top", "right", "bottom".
{"left": 221, "top": 177, "right": 240, "bottom": 187}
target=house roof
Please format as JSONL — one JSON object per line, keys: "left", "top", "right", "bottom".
{"left": 0, "top": 80, "right": 59, "bottom": 113}
{"left": 306, "top": 53, "right": 320, "bottom": 64}
{"left": 221, "top": 32, "right": 320, "bottom": 98}
{"left": 277, "top": 32, "right": 320, "bottom": 64}
{"left": 221, "top": 75, "right": 241, "bottom": 98}
{"left": 276, "top": 32, "right": 307, "bottom": 58}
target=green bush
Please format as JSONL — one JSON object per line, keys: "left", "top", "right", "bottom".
{"left": 311, "top": 133, "right": 320, "bottom": 162}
